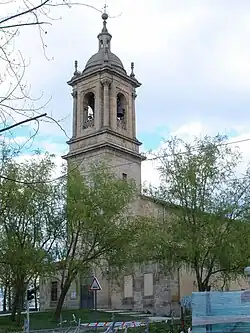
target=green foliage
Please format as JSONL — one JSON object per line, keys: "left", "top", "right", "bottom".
{"left": 133, "top": 321, "right": 191, "bottom": 333}
{"left": 54, "top": 163, "right": 145, "bottom": 316}
{"left": 66, "top": 163, "right": 137, "bottom": 255}
{"left": 150, "top": 134, "right": 250, "bottom": 290}
{"left": 0, "top": 147, "right": 64, "bottom": 319}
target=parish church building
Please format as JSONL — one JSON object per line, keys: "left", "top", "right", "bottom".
{"left": 39, "top": 12, "right": 248, "bottom": 315}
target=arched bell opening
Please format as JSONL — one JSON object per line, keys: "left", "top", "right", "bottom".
{"left": 116, "top": 93, "right": 127, "bottom": 129}
{"left": 100, "top": 40, "right": 104, "bottom": 49}
{"left": 83, "top": 92, "right": 95, "bottom": 129}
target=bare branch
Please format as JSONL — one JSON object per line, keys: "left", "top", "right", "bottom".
{"left": 0, "top": 0, "right": 50, "bottom": 26}
{"left": 0, "top": 21, "right": 51, "bottom": 29}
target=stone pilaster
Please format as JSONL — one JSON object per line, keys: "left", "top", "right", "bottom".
{"left": 95, "top": 81, "right": 101, "bottom": 130}
{"left": 76, "top": 91, "right": 82, "bottom": 136}
{"left": 127, "top": 92, "right": 133, "bottom": 136}
{"left": 132, "top": 90, "right": 137, "bottom": 138}
{"left": 110, "top": 82, "right": 117, "bottom": 130}
{"left": 101, "top": 78, "right": 112, "bottom": 127}
{"left": 71, "top": 90, "right": 77, "bottom": 137}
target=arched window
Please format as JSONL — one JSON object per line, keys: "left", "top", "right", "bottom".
{"left": 83, "top": 92, "right": 95, "bottom": 129}
{"left": 116, "top": 93, "right": 127, "bottom": 129}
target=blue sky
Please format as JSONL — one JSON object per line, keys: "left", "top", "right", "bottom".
{"left": 2, "top": 0, "right": 250, "bottom": 184}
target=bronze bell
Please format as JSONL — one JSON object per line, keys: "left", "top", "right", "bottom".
{"left": 117, "top": 106, "right": 125, "bottom": 118}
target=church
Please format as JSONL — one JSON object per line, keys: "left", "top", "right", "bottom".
{"left": 39, "top": 12, "right": 248, "bottom": 315}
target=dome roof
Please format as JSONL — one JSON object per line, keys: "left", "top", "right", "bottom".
{"left": 82, "top": 12, "right": 127, "bottom": 75}
{"left": 83, "top": 49, "right": 126, "bottom": 74}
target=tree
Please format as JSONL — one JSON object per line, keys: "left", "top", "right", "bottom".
{"left": 0, "top": 264, "right": 12, "bottom": 312}
{"left": 0, "top": 0, "right": 101, "bottom": 139}
{"left": 149, "top": 134, "right": 250, "bottom": 291}
{"left": 54, "top": 164, "right": 145, "bottom": 318}
{"left": 0, "top": 147, "right": 64, "bottom": 322}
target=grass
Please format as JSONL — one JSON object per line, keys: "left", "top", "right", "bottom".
{"left": 0, "top": 309, "right": 136, "bottom": 332}
{"left": 0, "top": 309, "right": 191, "bottom": 333}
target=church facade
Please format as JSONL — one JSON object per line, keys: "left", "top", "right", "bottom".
{"left": 39, "top": 12, "right": 248, "bottom": 315}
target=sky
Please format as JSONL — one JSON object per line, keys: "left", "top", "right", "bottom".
{"left": 1, "top": 0, "right": 250, "bottom": 185}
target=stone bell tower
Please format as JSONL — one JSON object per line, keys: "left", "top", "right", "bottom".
{"left": 64, "top": 11, "right": 145, "bottom": 187}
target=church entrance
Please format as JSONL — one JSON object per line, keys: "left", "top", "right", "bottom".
{"left": 80, "top": 285, "right": 94, "bottom": 309}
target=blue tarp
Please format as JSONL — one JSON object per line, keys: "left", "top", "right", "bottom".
{"left": 180, "top": 295, "right": 192, "bottom": 309}
{"left": 192, "top": 290, "right": 250, "bottom": 332}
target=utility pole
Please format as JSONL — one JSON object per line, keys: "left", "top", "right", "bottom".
{"left": 26, "top": 288, "right": 36, "bottom": 333}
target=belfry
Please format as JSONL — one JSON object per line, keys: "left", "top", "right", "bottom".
{"left": 64, "top": 11, "right": 145, "bottom": 188}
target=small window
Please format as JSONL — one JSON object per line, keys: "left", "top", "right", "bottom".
{"left": 70, "top": 291, "right": 77, "bottom": 299}
{"left": 122, "top": 173, "right": 127, "bottom": 180}
{"left": 51, "top": 281, "right": 58, "bottom": 302}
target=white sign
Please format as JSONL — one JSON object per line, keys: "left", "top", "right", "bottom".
{"left": 89, "top": 276, "right": 102, "bottom": 291}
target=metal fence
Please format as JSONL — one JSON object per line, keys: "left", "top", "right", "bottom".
{"left": 10, "top": 319, "right": 150, "bottom": 333}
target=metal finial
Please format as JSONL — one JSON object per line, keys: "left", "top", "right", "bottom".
{"left": 130, "top": 62, "right": 135, "bottom": 78}
{"left": 102, "top": 12, "right": 108, "bottom": 21}
{"left": 101, "top": 1, "right": 108, "bottom": 22}
{"left": 103, "top": 1, "right": 107, "bottom": 13}
{"left": 102, "top": 19, "right": 108, "bottom": 32}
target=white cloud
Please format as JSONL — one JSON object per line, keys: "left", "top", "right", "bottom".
{"left": 38, "top": 141, "right": 67, "bottom": 155}
{"left": 141, "top": 121, "right": 250, "bottom": 187}
{"left": 4, "top": 0, "right": 250, "bottom": 136}
{"left": 14, "top": 152, "right": 66, "bottom": 180}
{"left": 0, "top": 136, "right": 27, "bottom": 145}
{"left": 2, "top": 0, "right": 250, "bottom": 189}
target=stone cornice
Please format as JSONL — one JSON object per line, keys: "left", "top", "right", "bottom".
{"left": 67, "top": 128, "right": 143, "bottom": 147}
{"left": 68, "top": 66, "right": 141, "bottom": 88}
{"left": 62, "top": 141, "right": 146, "bottom": 162}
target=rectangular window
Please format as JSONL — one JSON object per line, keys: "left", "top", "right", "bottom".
{"left": 122, "top": 173, "right": 127, "bottom": 180}
{"left": 124, "top": 275, "right": 133, "bottom": 298}
{"left": 51, "top": 281, "right": 58, "bottom": 302}
{"left": 70, "top": 291, "right": 77, "bottom": 300}
{"left": 144, "top": 273, "right": 153, "bottom": 296}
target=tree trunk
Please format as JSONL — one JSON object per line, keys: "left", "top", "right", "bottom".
{"left": 8, "top": 286, "right": 12, "bottom": 311}
{"left": 3, "top": 284, "right": 7, "bottom": 312}
{"left": 54, "top": 277, "right": 73, "bottom": 320}
{"left": 16, "top": 288, "right": 25, "bottom": 326}
{"left": 10, "top": 291, "right": 18, "bottom": 321}
{"left": 195, "top": 268, "right": 208, "bottom": 292}
{"left": 11, "top": 280, "right": 25, "bottom": 323}
{"left": 11, "top": 290, "right": 23, "bottom": 323}
{"left": 196, "top": 276, "right": 210, "bottom": 292}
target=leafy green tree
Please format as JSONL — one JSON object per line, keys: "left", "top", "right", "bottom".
{"left": 149, "top": 134, "right": 250, "bottom": 291}
{"left": 54, "top": 164, "right": 145, "bottom": 318}
{"left": 0, "top": 148, "right": 64, "bottom": 322}
{"left": 0, "top": 264, "right": 12, "bottom": 312}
